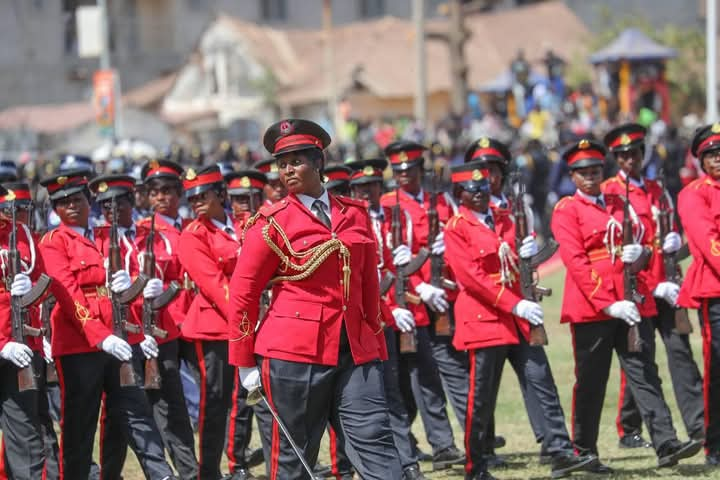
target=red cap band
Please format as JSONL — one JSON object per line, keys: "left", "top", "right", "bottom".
{"left": 47, "top": 177, "right": 88, "bottom": 194}
{"left": 325, "top": 170, "right": 351, "bottom": 182}
{"left": 351, "top": 169, "right": 382, "bottom": 180}
{"left": 698, "top": 134, "right": 720, "bottom": 155}
{"left": 0, "top": 190, "right": 31, "bottom": 202}
{"left": 98, "top": 179, "right": 134, "bottom": 191}
{"left": 471, "top": 148, "right": 505, "bottom": 161}
{"left": 451, "top": 169, "right": 489, "bottom": 183}
{"left": 609, "top": 131, "right": 645, "bottom": 148}
{"left": 567, "top": 149, "right": 605, "bottom": 167}
{"left": 147, "top": 166, "right": 181, "bottom": 177}
{"left": 389, "top": 149, "right": 423, "bottom": 165}
{"left": 228, "top": 177, "right": 265, "bottom": 190}
{"left": 274, "top": 134, "right": 323, "bottom": 154}
{"left": 183, "top": 171, "right": 224, "bottom": 191}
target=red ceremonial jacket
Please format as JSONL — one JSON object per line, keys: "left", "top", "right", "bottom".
{"left": 678, "top": 175, "right": 720, "bottom": 306}
{"left": 551, "top": 192, "right": 655, "bottom": 324}
{"left": 178, "top": 216, "right": 240, "bottom": 341}
{"left": 368, "top": 206, "right": 400, "bottom": 330}
{"left": 228, "top": 194, "right": 387, "bottom": 368}
{"left": 444, "top": 206, "right": 527, "bottom": 350}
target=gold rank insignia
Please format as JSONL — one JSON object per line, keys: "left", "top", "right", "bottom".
{"left": 97, "top": 182, "right": 108, "bottom": 193}
{"left": 713, "top": 123, "right": 720, "bottom": 134}
{"left": 5, "top": 190, "right": 15, "bottom": 201}
{"left": 472, "top": 169, "right": 484, "bottom": 181}
{"left": 240, "top": 176, "right": 251, "bottom": 188}
{"left": 270, "top": 164, "right": 279, "bottom": 173}
{"left": 186, "top": 168, "right": 197, "bottom": 180}
{"left": 57, "top": 176, "right": 68, "bottom": 186}
{"left": 578, "top": 139, "right": 590, "bottom": 149}
{"left": 479, "top": 138, "right": 490, "bottom": 148}
{"left": 620, "top": 134, "right": 631, "bottom": 145}
{"left": 363, "top": 165, "right": 375, "bottom": 176}
{"left": 399, "top": 151, "right": 408, "bottom": 162}
{"left": 148, "top": 160, "right": 160, "bottom": 170}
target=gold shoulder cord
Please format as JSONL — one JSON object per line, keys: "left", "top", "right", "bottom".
{"left": 241, "top": 212, "right": 261, "bottom": 244}
{"left": 262, "top": 216, "right": 351, "bottom": 299}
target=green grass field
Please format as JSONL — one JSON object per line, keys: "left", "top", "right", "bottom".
{"left": 117, "top": 265, "right": 720, "bottom": 479}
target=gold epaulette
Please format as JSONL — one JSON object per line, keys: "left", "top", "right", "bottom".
{"left": 447, "top": 214, "right": 464, "bottom": 230}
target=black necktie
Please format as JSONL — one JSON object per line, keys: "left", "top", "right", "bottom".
{"left": 485, "top": 215, "right": 495, "bottom": 232}
{"left": 498, "top": 201, "right": 508, "bottom": 209}
{"left": 84, "top": 229, "right": 92, "bottom": 240}
{"left": 174, "top": 221, "right": 182, "bottom": 231}
{"left": 124, "top": 229, "right": 135, "bottom": 242}
{"left": 312, "top": 200, "right": 331, "bottom": 229}
{"left": 596, "top": 197, "right": 605, "bottom": 208}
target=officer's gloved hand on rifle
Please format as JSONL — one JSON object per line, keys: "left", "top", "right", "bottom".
{"left": 10, "top": 273, "right": 32, "bottom": 296}
{"left": 431, "top": 231, "right": 445, "bottom": 255}
{"left": 512, "top": 299, "right": 544, "bottom": 325}
{"left": 140, "top": 335, "right": 159, "bottom": 359}
{"left": 662, "top": 232, "right": 682, "bottom": 253}
{"left": 239, "top": 367, "right": 261, "bottom": 391}
{"left": 43, "top": 337, "right": 53, "bottom": 364}
{"left": 143, "top": 278, "right": 163, "bottom": 299}
{"left": 0, "top": 341, "right": 33, "bottom": 368}
{"left": 603, "top": 301, "right": 641, "bottom": 326}
{"left": 518, "top": 236, "right": 538, "bottom": 259}
{"left": 416, "top": 282, "right": 448, "bottom": 312}
{"left": 392, "top": 308, "right": 415, "bottom": 333}
{"left": 621, "top": 244, "right": 643, "bottom": 264}
{"left": 110, "top": 270, "right": 132, "bottom": 293}
{"left": 99, "top": 335, "right": 133, "bottom": 361}
{"left": 392, "top": 245, "right": 412, "bottom": 267}
{"left": 653, "top": 282, "right": 680, "bottom": 306}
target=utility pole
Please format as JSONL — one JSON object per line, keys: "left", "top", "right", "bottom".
{"left": 98, "top": 0, "right": 111, "bottom": 70}
{"left": 707, "top": 0, "right": 718, "bottom": 123}
{"left": 323, "top": 0, "right": 339, "bottom": 136}
{"left": 413, "top": 0, "right": 427, "bottom": 130}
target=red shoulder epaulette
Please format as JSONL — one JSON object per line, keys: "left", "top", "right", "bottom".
{"left": 553, "top": 196, "right": 575, "bottom": 211}
{"left": 258, "top": 199, "right": 289, "bottom": 217}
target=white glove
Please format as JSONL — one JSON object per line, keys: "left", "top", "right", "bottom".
{"left": 621, "top": 244, "right": 643, "bottom": 264}
{"left": 512, "top": 299, "right": 544, "bottom": 326}
{"left": 392, "top": 245, "right": 412, "bottom": 267}
{"left": 239, "top": 366, "right": 261, "bottom": 391}
{"left": 0, "top": 341, "right": 33, "bottom": 368}
{"left": 653, "top": 281, "right": 680, "bottom": 306}
{"left": 10, "top": 273, "right": 32, "bottom": 297}
{"left": 603, "top": 301, "right": 641, "bottom": 326}
{"left": 392, "top": 308, "right": 416, "bottom": 333}
{"left": 662, "top": 232, "right": 682, "bottom": 254}
{"left": 143, "top": 278, "right": 164, "bottom": 299}
{"left": 518, "top": 236, "right": 538, "bottom": 259}
{"left": 431, "top": 231, "right": 445, "bottom": 255}
{"left": 42, "top": 337, "right": 53, "bottom": 363}
{"left": 99, "top": 335, "right": 133, "bottom": 362}
{"left": 140, "top": 335, "right": 159, "bottom": 359}
{"left": 416, "top": 282, "right": 448, "bottom": 312}
{"left": 110, "top": 270, "right": 132, "bottom": 293}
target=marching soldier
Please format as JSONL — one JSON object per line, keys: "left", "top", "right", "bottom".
{"left": 229, "top": 119, "right": 402, "bottom": 479}
{"left": 226, "top": 170, "right": 267, "bottom": 222}
{"left": 677, "top": 123, "right": 720, "bottom": 466}
{"left": 38, "top": 170, "right": 174, "bottom": 480}
{"left": 551, "top": 139, "right": 702, "bottom": 472}
{"left": 323, "top": 165, "right": 352, "bottom": 196}
{"left": 379, "top": 141, "right": 465, "bottom": 470}
{"left": 602, "top": 124, "right": 704, "bottom": 448}
{"left": 253, "top": 158, "right": 287, "bottom": 206}
{"left": 444, "top": 161, "right": 596, "bottom": 480}
{"left": 177, "top": 166, "right": 255, "bottom": 480}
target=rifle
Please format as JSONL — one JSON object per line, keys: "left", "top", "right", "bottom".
{"left": 392, "top": 189, "right": 428, "bottom": 353}
{"left": 656, "top": 169, "right": 692, "bottom": 334}
{"left": 108, "top": 197, "right": 148, "bottom": 387}
{"left": 511, "top": 174, "right": 549, "bottom": 346}
{"left": 623, "top": 180, "right": 644, "bottom": 352}
{"left": 141, "top": 213, "right": 180, "bottom": 390}
{"left": 41, "top": 295, "right": 58, "bottom": 383}
{"left": 428, "top": 169, "right": 457, "bottom": 337}
{"left": 7, "top": 201, "right": 52, "bottom": 391}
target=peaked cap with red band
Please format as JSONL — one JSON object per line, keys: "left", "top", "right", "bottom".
{"left": 322, "top": 165, "right": 352, "bottom": 192}
{"left": 450, "top": 161, "right": 490, "bottom": 192}
{"left": 0, "top": 181, "right": 31, "bottom": 206}
{"left": 384, "top": 140, "right": 426, "bottom": 171}
{"left": 603, "top": 123, "right": 646, "bottom": 153}
{"left": 263, "top": 119, "right": 331, "bottom": 157}
{"left": 183, "top": 165, "right": 225, "bottom": 197}
{"left": 254, "top": 157, "right": 280, "bottom": 181}
{"left": 226, "top": 169, "right": 267, "bottom": 195}
{"left": 141, "top": 159, "right": 183, "bottom": 182}
{"left": 561, "top": 139, "right": 607, "bottom": 170}
{"left": 89, "top": 174, "right": 136, "bottom": 203}
{"left": 40, "top": 169, "right": 91, "bottom": 201}
{"left": 346, "top": 158, "right": 388, "bottom": 185}
{"left": 691, "top": 123, "right": 720, "bottom": 169}
{"left": 464, "top": 137, "right": 511, "bottom": 167}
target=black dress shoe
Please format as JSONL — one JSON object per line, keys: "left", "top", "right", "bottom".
{"left": 432, "top": 446, "right": 465, "bottom": 470}
{"left": 583, "top": 459, "right": 614, "bottom": 474}
{"left": 229, "top": 469, "right": 258, "bottom": 480}
{"left": 402, "top": 464, "right": 427, "bottom": 480}
{"left": 485, "top": 454, "right": 508, "bottom": 469}
{"left": 539, "top": 447, "right": 552, "bottom": 465}
{"left": 707, "top": 451, "right": 720, "bottom": 466}
{"left": 550, "top": 453, "right": 597, "bottom": 479}
{"left": 464, "top": 471, "right": 497, "bottom": 480}
{"left": 619, "top": 433, "right": 652, "bottom": 448}
{"left": 245, "top": 447, "right": 264, "bottom": 468}
{"left": 657, "top": 439, "right": 703, "bottom": 468}
{"left": 494, "top": 435, "right": 506, "bottom": 449}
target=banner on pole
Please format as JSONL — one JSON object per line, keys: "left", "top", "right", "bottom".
{"left": 93, "top": 69, "right": 116, "bottom": 138}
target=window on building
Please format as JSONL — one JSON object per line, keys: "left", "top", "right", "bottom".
{"left": 62, "top": 0, "right": 108, "bottom": 56}
{"left": 260, "top": 0, "right": 287, "bottom": 22}
{"left": 359, "top": 0, "right": 385, "bottom": 18}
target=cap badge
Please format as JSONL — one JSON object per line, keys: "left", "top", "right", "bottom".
{"left": 713, "top": 123, "right": 720, "bottom": 134}
{"left": 363, "top": 165, "right": 375, "bottom": 176}
{"left": 323, "top": 175, "right": 329, "bottom": 183}
{"left": 186, "top": 168, "right": 197, "bottom": 181}
{"left": 270, "top": 163, "right": 279, "bottom": 173}
{"left": 578, "top": 139, "right": 590, "bottom": 149}
{"left": 279, "top": 121, "right": 293, "bottom": 136}
{"left": 399, "top": 151, "right": 408, "bottom": 162}
{"left": 479, "top": 138, "right": 490, "bottom": 148}
{"left": 5, "top": 190, "right": 15, "bottom": 201}
{"left": 620, "top": 134, "right": 631, "bottom": 146}
{"left": 57, "top": 176, "right": 68, "bottom": 186}
{"left": 148, "top": 160, "right": 160, "bottom": 170}
{"left": 472, "top": 169, "right": 484, "bottom": 181}
{"left": 240, "top": 176, "right": 251, "bottom": 188}
{"left": 97, "top": 182, "right": 108, "bottom": 193}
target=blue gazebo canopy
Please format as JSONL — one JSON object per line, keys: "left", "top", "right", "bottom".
{"left": 589, "top": 28, "right": 677, "bottom": 64}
